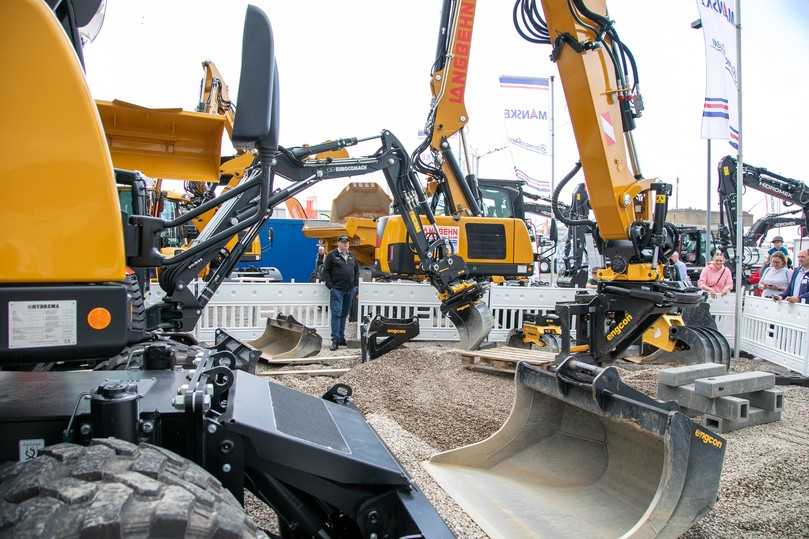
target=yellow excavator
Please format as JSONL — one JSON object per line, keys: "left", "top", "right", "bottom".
{"left": 304, "top": 0, "right": 538, "bottom": 285}
{"left": 422, "top": 0, "right": 727, "bottom": 536}
{"left": 0, "top": 1, "right": 723, "bottom": 537}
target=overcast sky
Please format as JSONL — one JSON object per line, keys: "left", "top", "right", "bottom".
{"left": 84, "top": 1, "right": 809, "bottom": 239}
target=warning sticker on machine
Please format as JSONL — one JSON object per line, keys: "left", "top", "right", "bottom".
{"left": 19, "top": 439, "right": 45, "bottom": 462}
{"left": 8, "top": 300, "right": 77, "bottom": 349}
{"left": 423, "top": 224, "right": 460, "bottom": 251}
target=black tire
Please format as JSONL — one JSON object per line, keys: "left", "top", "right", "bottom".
{"left": 125, "top": 274, "right": 147, "bottom": 344}
{"left": 0, "top": 439, "right": 266, "bottom": 539}
{"left": 93, "top": 339, "right": 200, "bottom": 371}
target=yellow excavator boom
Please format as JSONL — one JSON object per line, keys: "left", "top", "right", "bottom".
{"left": 424, "top": 2, "right": 726, "bottom": 537}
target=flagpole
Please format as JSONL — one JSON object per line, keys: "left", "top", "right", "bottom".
{"left": 550, "top": 75, "right": 556, "bottom": 285}
{"left": 733, "top": 0, "right": 743, "bottom": 365}
{"left": 706, "top": 138, "right": 712, "bottom": 263}
{"left": 550, "top": 75, "right": 556, "bottom": 192}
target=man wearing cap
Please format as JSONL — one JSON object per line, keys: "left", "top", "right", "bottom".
{"left": 321, "top": 235, "right": 359, "bottom": 350}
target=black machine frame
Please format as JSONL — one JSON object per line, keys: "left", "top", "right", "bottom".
{"left": 1, "top": 5, "right": 454, "bottom": 537}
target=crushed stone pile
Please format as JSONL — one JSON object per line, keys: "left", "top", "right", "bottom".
{"left": 250, "top": 345, "right": 809, "bottom": 538}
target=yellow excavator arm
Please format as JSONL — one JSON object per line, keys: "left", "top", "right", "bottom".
{"left": 425, "top": 4, "right": 727, "bottom": 538}
{"left": 198, "top": 60, "right": 236, "bottom": 137}
{"left": 415, "top": 0, "right": 482, "bottom": 217}
{"left": 541, "top": 0, "right": 651, "bottom": 240}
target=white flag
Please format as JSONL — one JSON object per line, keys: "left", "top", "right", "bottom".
{"left": 499, "top": 75, "right": 552, "bottom": 195}
{"left": 696, "top": 0, "right": 739, "bottom": 148}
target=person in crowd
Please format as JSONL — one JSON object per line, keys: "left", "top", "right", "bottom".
{"left": 757, "top": 252, "right": 791, "bottom": 298}
{"left": 698, "top": 252, "right": 733, "bottom": 298}
{"left": 768, "top": 235, "right": 789, "bottom": 259}
{"left": 321, "top": 235, "right": 359, "bottom": 350}
{"left": 668, "top": 251, "right": 692, "bottom": 287}
{"left": 311, "top": 241, "right": 326, "bottom": 282}
{"left": 775, "top": 249, "right": 809, "bottom": 304}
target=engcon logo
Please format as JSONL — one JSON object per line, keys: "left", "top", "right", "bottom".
{"left": 606, "top": 313, "right": 632, "bottom": 342}
{"left": 695, "top": 428, "right": 723, "bottom": 448}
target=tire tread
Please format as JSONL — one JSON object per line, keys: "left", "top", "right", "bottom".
{"left": 0, "top": 440, "right": 264, "bottom": 539}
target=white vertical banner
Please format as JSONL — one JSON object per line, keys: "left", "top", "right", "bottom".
{"left": 696, "top": 0, "right": 739, "bottom": 148}
{"left": 499, "top": 75, "right": 552, "bottom": 195}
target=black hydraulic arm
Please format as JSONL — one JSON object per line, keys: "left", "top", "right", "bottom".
{"left": 380, "top": 131, "right": 475, "bottom": 292}
{"left": 718, "top": 155, "right": 809, "bottom": 256}
{"left": 746, "top": 211, "right": 804, "bottom": 247}
{"left": 144, "top": 134, "right": 402, "bottom": 331}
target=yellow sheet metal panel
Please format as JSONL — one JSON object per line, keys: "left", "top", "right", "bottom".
{"left": 377, "top": 215, "right": 533, "bottom": 270}
{"left": 511, "top": 218, "right": 535, "bottom": 265}
{"left": 97, "top": 100, "right": 226, "bottom": 182}
{"left": 0, "top": 0, "right": 125, "bottom": 283}
{"left": 301, "top": 217, "right": 378, "bottom": 267}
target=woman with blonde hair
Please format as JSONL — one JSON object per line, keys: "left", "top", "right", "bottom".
{"left": 757, "top": 252, "right": 791, "bottom": 298}
{"left": 698, "top": 252, "right": 733, "bottom": 298}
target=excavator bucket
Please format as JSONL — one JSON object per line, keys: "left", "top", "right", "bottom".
{"left": 424, "top": 360, "right": 726, "bottom": 539}
{"left": 447, "top": 302, "right": 493, "bottom": 350}
{"left": 247, "top": 314, "right": 322, "bottom": 360}
{"left": 506, "top": 330, "right": 561, "bottom": 352}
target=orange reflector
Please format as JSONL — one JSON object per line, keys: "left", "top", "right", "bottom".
{"left": 87, "top": 307, "right": 112, "bottom": 330}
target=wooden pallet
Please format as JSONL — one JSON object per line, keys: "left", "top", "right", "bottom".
{"left": 262, "top": 354, "right": 358, "bottom": 366}
{"left": 457, "top": 346, "right": 556, "bottom": 375}
{"left": 262, "top": 368, "right": 350, "bottom": 377}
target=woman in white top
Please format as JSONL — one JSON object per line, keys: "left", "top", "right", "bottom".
{"left": 758, "top": 252, "right": 792, "bottom": 298}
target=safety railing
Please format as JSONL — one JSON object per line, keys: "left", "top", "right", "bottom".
{"left": 488, "top": 286, "right": 581, "bottom": 341}
{"left": 357, "top": 282, "right": 582, "bottom": 342}
{"left": 146, "top": 281, "right": 809, "bottom": 374}
{"left": 741, "top": 295, "right": 809, "bottom": 375}
{"left": 194, "top": 281, "right": 330, "bottom": 343}
{"left": 357, "top": 281, "right": 456, "bottom": 341}
{"left": 707, "top": 294, "right": 736, "bottom": 348}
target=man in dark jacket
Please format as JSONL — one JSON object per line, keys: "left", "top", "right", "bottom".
{"left": 776, "top": 249, "right": 809, "bottom": 304}
{"left": 321, "top": 235, "right": 359, "bottom": 350}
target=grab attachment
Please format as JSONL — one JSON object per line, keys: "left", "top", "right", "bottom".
{"left": 424, "top": 359, "right": 726, "bottom": 538}
{"left": 662, "top": 325, "right": 730, "bottom": 366}
{"left": 359, "top": 315, "right": 420, "bottom": 361}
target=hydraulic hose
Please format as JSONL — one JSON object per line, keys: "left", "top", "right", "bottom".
{"left": 552, "top": 162, "right": 596, "bottom": 228}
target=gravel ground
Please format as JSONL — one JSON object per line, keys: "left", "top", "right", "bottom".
{"left": 250, "top": 343, "right": 809, "bottom": 538}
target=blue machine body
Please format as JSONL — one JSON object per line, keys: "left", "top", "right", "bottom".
{"left": 236, "top": 218, "right": 318, "bottom": 282}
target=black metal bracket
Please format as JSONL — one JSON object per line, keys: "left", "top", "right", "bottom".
{"left": 360, "top": 315, "right": 420, "bottom": 361}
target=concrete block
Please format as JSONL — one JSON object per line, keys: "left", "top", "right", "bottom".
{"left": 739, "top": 388, "right": 785, "bottom": 412}
{"left": 702, "top": 406, "right": 782, "bottom": 434}
{"left": 693, "top": 371, "right": 775, "bottom": 398}
{"left": 657, "top": 363, "right": 727, "bottom": 387}
{"left": 657, "top": 383, "right": 749, "bottom": 421}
